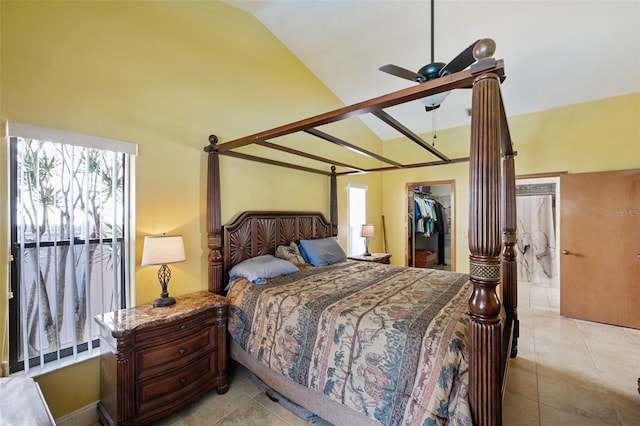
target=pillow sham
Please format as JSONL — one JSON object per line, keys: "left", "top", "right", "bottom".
{"left": 299, "top": 237, "right": 347, "bottom": 267}
{"left": 228, "top": 255, "right": 299, "bottom": 284}
{"left": 275, "top": 242, "right": 307, "bottom": 266}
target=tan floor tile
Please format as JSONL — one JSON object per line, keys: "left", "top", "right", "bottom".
{"left": 578, "top": 321, "right": 639, "bottom": 353}
{"left": 154, "top": 413, "right": 190, "bottom": 426}
{"left": 509, "top": 352, "right": 537, "bottom": 375}
{"left": 539, "top": 402, "right": 620, "bottom": 426}
{"left": 503, "top": 391, "right": 539, "bottom": 426}
{"left": 537, "top": 374, "right": 619, "bottom": 423}
{"left": 535, "top": 361, "right": 602, "bottom": 389}
{"left": 533, "top": 325, "right": 584, "bottom": 346}
{"left": 598, "top": 368, "right": 640, "bottom": 401}
{"left": 623, "top": 327, "right": 640, "bottom": 345}
{"left": 254, "top": 392, "right": 329, "bottom": 426}
{"left": 533, "top": 311, "right": 581, "bottom": 331}
{"left": 215, "top": 399, "right": 295, "bottom": 426}
{"left": 161, "top": 386, "right": 252, "bottom": 426}
{"left": 611, "top": 390, "right": 640, "bottom": 426}
{"left": 534, "top": 335, "right": 590, "bottom": 360}
{"left": 505, "top": 363, "right": 538, "bottom": 401}
{"left": 230, "top": 371, "right": 263, "bottom": 398}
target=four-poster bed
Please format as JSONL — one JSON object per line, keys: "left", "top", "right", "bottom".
{"left": 204, "top": 42, "right": 518, "bottom": 425}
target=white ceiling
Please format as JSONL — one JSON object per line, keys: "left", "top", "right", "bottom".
{"left": 227, "top": 0, "right": 640, "bottom": 141}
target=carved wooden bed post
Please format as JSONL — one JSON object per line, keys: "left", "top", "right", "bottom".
{"left": 205, "top": 135, "right": 224, "bottom": 294}
{"left": 330, "top": 166, "right": 338, "bottom": 237}
{"left": 500, "top": 104, "right": 519, "bottom": 357}
{"left": 468, "top": 60, "right": 503, "bottom": 424}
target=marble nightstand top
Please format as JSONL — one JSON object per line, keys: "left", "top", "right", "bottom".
{"left": 95, "top": 291, "right": 227, "bottom": 337}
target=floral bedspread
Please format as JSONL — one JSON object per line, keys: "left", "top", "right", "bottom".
{"left": 227, "top": 260, "right": 473, "bottom": 425}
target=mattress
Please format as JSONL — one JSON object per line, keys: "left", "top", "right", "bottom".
{"left": 227, "top": 260, "right": 473, "bottom": 425}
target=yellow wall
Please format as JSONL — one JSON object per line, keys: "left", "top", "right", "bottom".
{"left": 0, "top": 1, "right": 382, "bottom": 418}
{"left": 381, "top": 92, "right": 640, "bottom": 271}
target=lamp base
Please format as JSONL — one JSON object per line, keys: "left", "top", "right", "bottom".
{"left": 363, "top": 252, "right": 372, "bottom": 256}
{"left": 153, "top": 296, "right": 176, "bottom": 308}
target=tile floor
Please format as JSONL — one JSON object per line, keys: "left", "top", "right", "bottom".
{"left": 503, "top": 282, "right": 640, "bottom": 425}
{"left": 154, "top": 281, "right": 640, "bottom": 425}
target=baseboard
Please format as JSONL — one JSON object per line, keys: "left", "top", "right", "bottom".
{"left": 55, "top": 401, "right": 99, "bottom": 426}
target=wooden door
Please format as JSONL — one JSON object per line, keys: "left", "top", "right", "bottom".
{"left": 560, "top": 169, "right": 640, "bottom": 329}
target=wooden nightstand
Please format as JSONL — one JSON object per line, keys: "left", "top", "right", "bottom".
{"left": 95, "top": 291, "right": 228, "bottom": 425}
{"left": 348, "top": 252, "right": 392, "bottom": 264}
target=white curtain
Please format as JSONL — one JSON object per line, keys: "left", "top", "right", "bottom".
{"left": 516, "top": 195, "right": 558, "bottom": 285}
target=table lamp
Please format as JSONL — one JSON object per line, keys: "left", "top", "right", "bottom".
{"left": 361, "top": 224, "right": 375, "bottom": 256}
{"left": 141, "top": 234, "right": 186, "bottom": 307}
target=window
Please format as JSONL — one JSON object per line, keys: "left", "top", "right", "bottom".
{"left": 347, "top": 183, "right": 367, "bottom": 256}
{"left": 7, "top": 123, "right": 136, "bottom": 375}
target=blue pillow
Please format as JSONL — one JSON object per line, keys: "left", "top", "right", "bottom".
{"left": 299, "top": 238, "right": 346, "bottom": 267}
{"left": 228, "top": 255, "right": 299, "bottom": 284}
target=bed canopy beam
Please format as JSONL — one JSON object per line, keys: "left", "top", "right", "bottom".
{"left": 370, "top": 110, "right": 450, "bottom": 161}
{"left": 304, "top": 128, "right": 404, "bottom": 168}
{"left": 221, "top": 150, "right": 332, "bottom": 176}
{"left": 335, "top": 156, "right": 470, "bottom": 176}
{"left": 211, "top": 61, "right": 504, "bottom": 154}
{"left": 217, "top": 144, "right": 470, "bottom": 177}
{"left": 255, "top": 140, "right": 366, "bottom": 173}
{"left": 304, "top": 129, "right": 403, "bottom": 168}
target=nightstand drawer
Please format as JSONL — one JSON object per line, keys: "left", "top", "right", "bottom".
{"left": 135, "top": 310, "right": 215, "bottom": 348}
{"left": 136, "top": 325, "right": 216, "bottom": 380}
{"left": 136, "top": 354, "right": 215, "bottom": 416}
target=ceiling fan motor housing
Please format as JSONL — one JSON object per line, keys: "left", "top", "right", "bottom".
{"left": 418, "top": 62, "right": 447, "bottom": 81}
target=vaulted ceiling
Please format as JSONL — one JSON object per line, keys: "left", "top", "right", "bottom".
{"left": 226, "top": 0, "right": 640, "bottom": 141}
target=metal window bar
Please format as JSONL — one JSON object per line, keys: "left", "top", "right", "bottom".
{"left": 17, "top": 140, "right": 29, "bottom": 375}
{"left": 10, "top": 137, "right": 128, "bottom": 374}
{"left": 84, "top": 146, "right": 91, "bottom": 359}
{"left": 53, "top": 156, "right": 62, "bottom": 370}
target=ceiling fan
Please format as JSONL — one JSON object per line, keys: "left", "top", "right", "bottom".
{"left": 379, "top": 0, "right": 480, "bottom": 111}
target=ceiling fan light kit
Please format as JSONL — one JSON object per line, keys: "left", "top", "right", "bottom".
{"left": 421, "top": 91, "right": 450, "bottom": 112}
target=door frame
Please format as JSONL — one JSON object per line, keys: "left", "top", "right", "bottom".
{"left": 405, "top": 180, "right": 455, "bottom": 271}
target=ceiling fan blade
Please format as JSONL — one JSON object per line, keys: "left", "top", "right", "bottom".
{"left": 439, "top": 39, "right": 481, "bottom": 76}
{"left": 379, "top": 64, "right": 426, "bottom": 82}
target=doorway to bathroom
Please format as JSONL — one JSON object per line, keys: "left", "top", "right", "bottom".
{"left": 515, "top": 176, "right": 561, "bottom": 288}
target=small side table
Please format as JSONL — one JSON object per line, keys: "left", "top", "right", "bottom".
{"left": 95, "top": 291, "right": 229, "bottom": 425}
{"left": 348, "top": 252, "right": 392, "bottom": 264}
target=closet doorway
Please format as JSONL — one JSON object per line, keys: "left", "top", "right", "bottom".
{"left": 406, "top": 181, "right": 454, "bottom": 271}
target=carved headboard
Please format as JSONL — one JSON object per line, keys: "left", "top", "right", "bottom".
{"left": 222, "top": 211, "right": 333, "bottom": 283}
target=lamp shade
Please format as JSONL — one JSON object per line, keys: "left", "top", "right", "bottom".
{"left": 361, "top": 224, "right": 375, "bottom": 238}
{"left": 141, "top": 235, "right": 186, "bottom": 266}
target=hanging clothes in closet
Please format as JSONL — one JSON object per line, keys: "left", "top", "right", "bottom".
{"left": 414, "top": 195, "right": 448, "bottom": 265}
